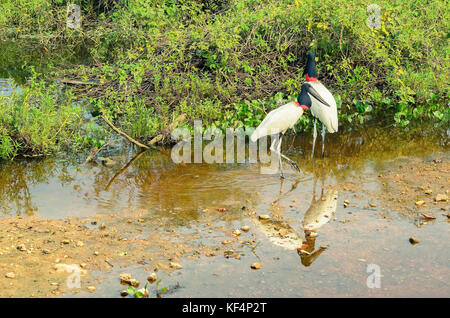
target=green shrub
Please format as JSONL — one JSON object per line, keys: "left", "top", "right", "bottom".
{"left": 0, "top": 0, "right": 448, "bottom": 158}
{"left": 0, "top": 74, "right": 84, "bottom": 158}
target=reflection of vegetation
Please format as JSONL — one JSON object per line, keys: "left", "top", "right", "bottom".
{"left": 0, "top": 158, "right": 53, "bottom": 216}
{"left": 0, "top": 125, "right": 447, "bottom": 219}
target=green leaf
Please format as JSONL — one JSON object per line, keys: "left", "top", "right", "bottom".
{"left": 127, "top": 286, "right": 135, "bottom": 296}
{"left": 135, "top": 291, "right": 143, "bottom": 298}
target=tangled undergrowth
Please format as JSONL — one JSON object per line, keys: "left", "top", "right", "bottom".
{"left": 0, "top": 0, "right": 448, "bottom": 159}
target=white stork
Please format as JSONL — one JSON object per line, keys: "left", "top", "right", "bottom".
{"left": 250, "top": 52, "right": 338, "bottom": 177}
{"left": 302, "top": 52, "right": 338, "bottom": 158}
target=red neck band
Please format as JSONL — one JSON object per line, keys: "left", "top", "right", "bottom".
{"left": 294, "top": 101, "right": 309, "bottom": 110}
{"left": 305, "top": 74, "right": 317, "bottom": 82}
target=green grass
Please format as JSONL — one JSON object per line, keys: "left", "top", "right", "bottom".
{"left": 0, "top": 0, "right": 448, "bottom": 159}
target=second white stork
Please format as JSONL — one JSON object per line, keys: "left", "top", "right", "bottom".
{"left": 303, "top": 52, "right": 338, "bottom": 157}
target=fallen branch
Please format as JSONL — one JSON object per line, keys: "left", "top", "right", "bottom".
{"left": 102, "top": 114, "right": 150, "bottom": 149}
{"left": 59, "top": 78, "right": 101, "bottom": 85}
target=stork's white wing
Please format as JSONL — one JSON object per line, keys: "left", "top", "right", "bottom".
{"left": 250, "top": 102, "right": 304, "bottom": 142}
{"left": 303, "top": 189, "right": 338, "bottom": 231}
{"left": 309, "top": 81, "right": 338, "bottom": 133}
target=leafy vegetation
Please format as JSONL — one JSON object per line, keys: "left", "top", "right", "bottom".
{"left": 0, "top": 73, "right": 86, "bottom": 158}
{"left": 0, "top": 0, "right": 448, "bottom": 159}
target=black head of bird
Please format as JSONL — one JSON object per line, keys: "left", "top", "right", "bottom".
{"left": 303, "top": 52, "right": 318, "bottom": 81}
{"left": 297, "top": 83, "right": 312, "bottom": 109}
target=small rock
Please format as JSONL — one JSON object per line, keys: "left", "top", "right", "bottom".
{"left": 241, "top": 226, "right": 250, "bottom": 232}
{"left": 129, "top": 279, "right": 139, "bottom": 287}
{"left": 120, "top": 273, "right": 132, "bottom": 284}
{"left": 369, "top": 203, "right": 377, "bottom": 207}
{"left": 224, "top": 250, "right": 234, "bottom": 256}
{"left": 99, "top": 223, "right": 106, "bottom": 230}
{"left": 16, "top": 244, "right": 26, "bottom": 251}
{"left": 424, "top": 189, "right": 433, "bottom": 195}
{"left": 415, "top": 200, "right": 425, "bottom": 206}
{"left": 409, "top": 237, "right": 420, "bottom": 244}
{"left": 251, "top": 262, "right": 261, "bottom": 270}
{"left": 5, "top": 272, "right": 15, "bottom": 279}
{"left": 138, "top": 218, "right": 145, "bottom": 223}
{"left": 42, "top": 249, "right": 50, "bottom": 254}
{"left": 233, "top": 229, "right": 241, "bottom": 236}
{"left": 435, "top": 194, "right": 448, "bottom": 202}
{"left": 80, "top": 263, "right": 88, "bottom": 269}
{"left": 120, "top": 290, "right": 128, "bottom": 297}
{"left": 147, "top": 273, "right": 157, "bottom": 283}
{"left": 421, "top": 213, "right": 436, "bottom": 220}
{"left": 94, "top": 251, "right": 99, "bottom": 256}
{"left": 76, "top": 241, "right": 84, "bottom": 247}
{"left": 169, "top": 262, "right": 183, "bottom": 270}
{"left": 62, "top": 239, "right": 70, "bottom": 244}
{"left": 259, "top": 215, "right": 270, "bottom": 220}
{"left": 87, "top": 286, "right": 96, "bottom": 293}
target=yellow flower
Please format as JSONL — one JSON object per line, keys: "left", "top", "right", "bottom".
{"left": 17, "top": 28, "right": 20, "bottom": 32}
{"left": 323, "top": 24, "right": 327, "bottom": 30}
{"left": 397, "top": 69, "right": 404, "bottom": 75}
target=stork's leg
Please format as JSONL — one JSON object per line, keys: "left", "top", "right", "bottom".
{"left": 270, "top": 137, "right": 283, "bottom": 179}
{"left": 271, "top": 134, "right": 301, "bottom": 174}
{"left": 321, "top": 125, "right": 326, "bottom": 158}
{"left": 277, "top": 137, "right": 284, "bottom": 179}
{"left": 311, "top": 118, "right": 317, "bottom": 159}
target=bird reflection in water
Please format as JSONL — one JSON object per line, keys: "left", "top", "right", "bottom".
{"left": 254, "top": 162, "right": 338, "bottom": 267}
{"left": 298, "top": 165, "right": 338, "bottom": 266}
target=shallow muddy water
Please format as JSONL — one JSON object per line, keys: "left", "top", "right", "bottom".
{"left": 0, "top": 125, "right": 449, "bottom": 297}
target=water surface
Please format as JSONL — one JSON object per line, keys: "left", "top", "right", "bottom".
{"left": 0, "top": 125, "right": 448, "bottom": 297}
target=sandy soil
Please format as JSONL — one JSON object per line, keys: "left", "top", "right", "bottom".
{"left": 0, "top": 211, "right": 242, "bottom": 297}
